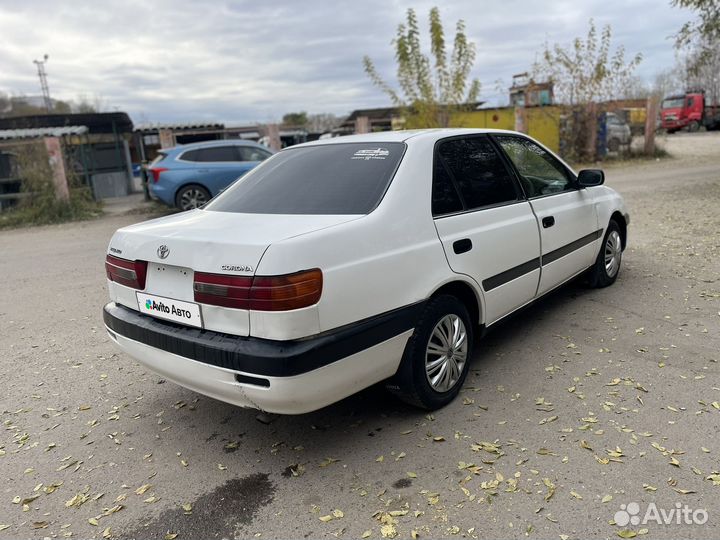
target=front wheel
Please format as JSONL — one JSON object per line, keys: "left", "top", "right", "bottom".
{"left": 388, "top": 295, "right": 473, "bottom": 409}
{"left": 176, "top": 185, "right": 210, "bottom": 211}
{"left": 587, "top": 220, "right": 623, "bottom": 288}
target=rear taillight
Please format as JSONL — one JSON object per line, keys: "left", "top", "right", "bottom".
{"left": 193, "top": 273, "right": 252, "bottom": 309}
{"left": 149, "top": 167, "right": 168, "bottom": 183}
{"left": 105, "top": 255, "right": 148, "bottom": 290}
{"left": 194, "top": 269, "right": 322, "bottom": 311}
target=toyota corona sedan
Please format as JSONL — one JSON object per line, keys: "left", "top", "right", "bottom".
{"left": 103, "top": 129, "right": 629, "bottom": 414}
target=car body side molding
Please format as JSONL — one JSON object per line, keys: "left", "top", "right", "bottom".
{"left": 542, "top": 229, "right": 603, "bottom": 266}
{"left": 481, "top": 228, "right": 604, "bottom": 292}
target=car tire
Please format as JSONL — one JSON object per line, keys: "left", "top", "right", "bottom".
{"left": 388, "top": 294, "right": 473, "bottom": 410}
{"left": 688, "top": 121, "right": 700, "bottom": 132}
{"left": 608, "top": 138, "right": 620, "bottom": 152}
{"left": 587, "top": 220, "right": 623, "bottom": 288}
{"left": 175, "top": 184, "right": 210, "bottom": 211}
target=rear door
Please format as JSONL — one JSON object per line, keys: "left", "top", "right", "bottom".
{"left": 432, "top": 135, "right": 542, "bottom": 324}
{"left": 493, "top": 135, "right": 600, "bottom": 296}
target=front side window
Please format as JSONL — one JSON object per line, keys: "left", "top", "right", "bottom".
{"left": 434, "top": 136, "right": 519, "bottom": 214}
{"left": 237, "top": 146, "right": 272, "bottom": 162}
{"left": 494, "top": 136, "right": 574, "bottom": 198}
{"left": 204, "top": 142, "right": 405, "bottom": 215}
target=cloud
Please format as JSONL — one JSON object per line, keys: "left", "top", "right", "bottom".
{"left": 0, "top": 0, "right": 690, "bottom": 124}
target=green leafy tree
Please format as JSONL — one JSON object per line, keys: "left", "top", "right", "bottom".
{"left": 282, "top": 111, "right": 308, "bottom": 126}
{"left": 363, "top": 7, "right": 480, "bottom": 128}
{"left": 672, "top": 0, "right": 720, "bottom": 72}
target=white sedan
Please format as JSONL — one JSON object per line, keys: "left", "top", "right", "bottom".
{"left": 104, "top": 129, "right": 629, "bottom": 414}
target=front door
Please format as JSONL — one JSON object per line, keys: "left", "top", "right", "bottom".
{"left": 432, "top": 135, "right": 542, "bottom": 325}
{"left": 493, "top": 135, "right": 600, "bottom": 296}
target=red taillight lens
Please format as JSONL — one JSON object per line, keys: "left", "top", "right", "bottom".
{"left": 149, "top": 167, "right": 168, "bottom": 182}
{"left": 105, "top": 255, "right": 148, "bottom": 290}
{"left": 249, "top": 269, "right": 323, "bottom": 311}
{"left": 193, "top": 269, "right": 322, "bottom": 311}
{"left": 193, "top": 273, "right": 252, "bottom": 309}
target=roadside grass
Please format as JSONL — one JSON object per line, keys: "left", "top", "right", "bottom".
{"left": 0, "top": 187, "right": 103, "bottom": 230}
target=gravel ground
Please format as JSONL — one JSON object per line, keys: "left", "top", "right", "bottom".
{"left": 1, "top": 132, "right": 719, "bottom": 540}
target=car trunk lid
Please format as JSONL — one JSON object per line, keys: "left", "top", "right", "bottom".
{"left": 107, "top": 209, "right": 359, "bottom": 336}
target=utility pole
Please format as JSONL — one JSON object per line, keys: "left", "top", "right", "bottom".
{"left": 33, "top": 54, "right": 52, "bottom": 113}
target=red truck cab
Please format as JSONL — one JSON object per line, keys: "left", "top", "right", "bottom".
{"left": 661, "top": 92, "right": 704, "bottom": 132}
{"left": 661, "top": 90, "right": 720, "bottom": 133}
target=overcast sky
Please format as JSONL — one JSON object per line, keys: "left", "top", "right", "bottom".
{"left": 0, "top": 0, "right": 691, "bottom": 125}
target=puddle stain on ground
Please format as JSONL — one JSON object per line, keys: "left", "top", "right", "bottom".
{"left": 120, "top": 473, "right": 275, "bottom": 540}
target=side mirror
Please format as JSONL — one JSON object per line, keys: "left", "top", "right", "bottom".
{"left": 577, "top": 169, "right": 605, "bottom": 187}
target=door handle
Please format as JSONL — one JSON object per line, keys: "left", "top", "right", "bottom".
{"left": 542, "top": 216, "right": 555, "bottom": 228}
{"left": 453, "top": 238, "right": 473, "bottom": 254}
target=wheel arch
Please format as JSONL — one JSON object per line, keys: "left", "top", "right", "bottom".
{"left": 610, "top": 210, "right": 628, "bottom": 250}
{"left": 174, "top": 182, "right": 211, "bottom": 208}
{"left": 428, "top": 278, "right": 484, "bottom": 328}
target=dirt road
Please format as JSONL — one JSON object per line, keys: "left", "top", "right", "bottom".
{"left": 1, "top": 133, "right": 719, "bottom": 540}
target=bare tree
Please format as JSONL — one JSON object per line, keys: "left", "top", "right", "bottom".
{"left": 72, "top": 94, "right": 107, "bottom": 113}
{"left": 535, "top": 19, "right": 643, "bottom": 105}
{"left": 307, "top": 113, "right": 341, "bottom": 133}
{"left": 652, "top": 67, "right": 685, "bottom": 99}
{"left": 534, "top": 19, "right": 643, "bottom": 161}
{"left": 678, "top": 38, "right": 720, "bottom": 104}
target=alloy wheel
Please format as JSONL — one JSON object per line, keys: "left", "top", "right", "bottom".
{"left": 604, "top": 230, "right": 622, "bottom": 277}
{"left": 425, "top": 314, "right": 468, "bottom": 393}
{"left": 179, "top": 188, "right": 208, "bottom": 210}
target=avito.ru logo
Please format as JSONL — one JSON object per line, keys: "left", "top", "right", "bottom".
{"left": 615, "top": 502, "right": 709, "bottom": 527}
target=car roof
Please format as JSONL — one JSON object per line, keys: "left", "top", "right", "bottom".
{"left": 163, "top": 139, "right": 266, "bottom": 153}
{"left": 294, "top": 128, "right": 527, "bottom": 148}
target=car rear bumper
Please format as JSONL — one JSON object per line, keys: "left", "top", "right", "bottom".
{"left": 148, "top": 182, "right": 174, "bottom": 206}
{"left": 103, "top": 302, "right": 419, "bottom": 413}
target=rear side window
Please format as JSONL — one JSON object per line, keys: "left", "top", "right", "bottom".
{"left": 432, "top": 159, "right": 463, "bottom": 215}
{"left": 204, "top": 142, "right": 406, "bottom": 215}
{"left": 181, "top": 146, "right": 238, "bottom": 162}
{"left": 435, "top": 136, "right": 520, "bottom": 213}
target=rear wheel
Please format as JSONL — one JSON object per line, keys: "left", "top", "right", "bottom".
{"left": 587, "top": 220, "right": 622, "bottom": 288}
{"left": 388, "top": 295, "right": 473, "bottom": 409}
{"left": 176, "top": 184, "right": 210, "bottom": 210}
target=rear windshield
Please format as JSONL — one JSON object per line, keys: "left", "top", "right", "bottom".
{"left": 204, "top": 142, "right": 406, "bottom": 215}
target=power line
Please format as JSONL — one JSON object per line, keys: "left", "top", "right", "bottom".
{"left": 33, "top": 54, "right": 52, "bottom": 113}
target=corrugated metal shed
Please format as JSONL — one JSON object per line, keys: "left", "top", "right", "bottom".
{"left": 0, "top": 126, "right": 88, "bottom": 140}
{"left": 0, "top": 113, "right": 132, "bottom": 134}
{"left": 134, "top": 122, "right": 224, "bottom": 132}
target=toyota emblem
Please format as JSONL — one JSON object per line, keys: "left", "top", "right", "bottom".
{"left": 157, "top": 245, "right": 169, "bottom": 259}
